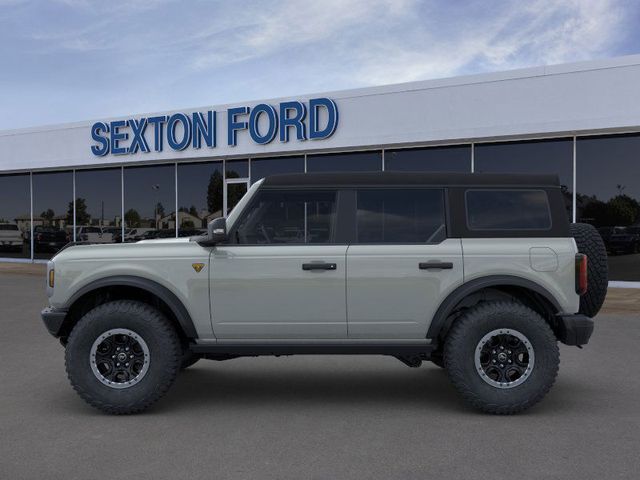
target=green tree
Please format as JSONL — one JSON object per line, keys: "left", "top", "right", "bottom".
{"left": 40, "top": 209, "right": 55, "bottom": 225}
{"left": 67, "top": 198, "right": 91, "bottom": 226}
{"left": 207, "top": 170, "right": 223, "bottom": 215}
{"left": 189, "top": 205, "right": 198, "bottom": 217}
{"left": 155, "top": 202, "right": 165, "bottom": 218}
{"left": 607, "top": 197, "right": 635, "bottom": 226}
{"left": 124, "top": 209, "right": 141, "bottom": 228}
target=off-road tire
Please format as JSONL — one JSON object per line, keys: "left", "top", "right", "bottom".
{"left": 570, "top": 222, "right": 608, "bottom": 317}
{"left": 444, "top": 301, "right": 559, "bottom": 414}
{"left": 65, "top": 300, "right": 182, "bottom": 414}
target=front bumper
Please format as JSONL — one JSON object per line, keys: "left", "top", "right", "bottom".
{"left": 41, "top": 307, "right": 68, "bottom": 337}
{"left": 556, "top": 313, "right": 594, "bottom": 346}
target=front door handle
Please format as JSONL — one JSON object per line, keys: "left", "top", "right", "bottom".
{"left": 302, "top": 262, "right": 337, "bottom": 271}
{"left": 419, "top": 261, "right": 453, "bottom": 270}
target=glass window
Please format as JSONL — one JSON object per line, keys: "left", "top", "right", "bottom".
{"left": 177, "top": 162, "right": 222, "bottom": 237}
{"left": 233, "top": 190, "right": 337, "bottom": 244}
{"left": 250, "top": 156, "right": 305, "bottom": 183}
{"left": 307, "top": 151, "right": 382, "bottom": 172}
{"left": 577, "top": 134, "right": 640, "bottom": 281}
{"left": 385, "top": 145, "right": 471, "bottom": 172}
{"left": 356, "top": 189, "right": 446, "bottom": 243}
{"left": 32, "top": 171, "right": 73, "bottom": 259}
{"left": 75, "top": 168, "right": 122, "bottom": 243}
{"left": 226, "top": 159, "right": 248, "bottom": 179}
{"left": 123, "top": 165, "right": 175, "bottom": 241}
{"left": 0, "top": 174, "right": 31, "bottom": 259}
{"left": 466, "top": 190, "right": 551, "bottom": 230}
{"left": 475, "top": 139, "right": 573, "bottom": 219}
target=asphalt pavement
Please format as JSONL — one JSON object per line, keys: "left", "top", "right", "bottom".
{"left": 1, "top": 273, "right": 639, "bottom": 480}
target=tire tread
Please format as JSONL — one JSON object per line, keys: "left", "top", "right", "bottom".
{"left": 65, "top": 300, "right": 181, "bottom": 415}
{"left": 444, "top": 301, "right": 559, "bottom": 415}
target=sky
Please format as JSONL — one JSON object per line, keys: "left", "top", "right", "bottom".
{"left": 0, "top": 0, "right": 639, "bottom": 130}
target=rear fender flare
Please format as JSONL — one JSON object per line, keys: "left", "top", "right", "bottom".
{"left": 426, "top": 275, "right": 561, "bottom": 340}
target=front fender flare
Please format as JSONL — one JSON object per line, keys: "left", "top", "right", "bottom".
{"left": 64, "top": 275, "right": 198, "bottom": 339}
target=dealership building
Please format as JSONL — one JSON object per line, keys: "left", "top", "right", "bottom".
{"left": 1, "top": 55, "right": 639, "bottom": 285}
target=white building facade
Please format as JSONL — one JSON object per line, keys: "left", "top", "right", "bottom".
{"left": 1, "top": 55, "right": 639, "bottom": 284}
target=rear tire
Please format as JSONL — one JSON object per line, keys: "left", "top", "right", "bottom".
{"left": 65, "top": 300, "right": 182, "bottom": 414}
{"left": 444, "top": 301, "right": 559, "bottom": 414}
{"left": 570, "top": 223, "right": 608, "bottom": 317}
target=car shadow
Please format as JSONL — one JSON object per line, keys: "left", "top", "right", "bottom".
{"left": 154, "top": 361, "right": 470, "bottom": 414}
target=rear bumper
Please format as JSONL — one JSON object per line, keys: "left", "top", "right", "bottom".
{"left": 41, "top": 307, "right": 68, "bottom": 337}
{"left": 556, "top": 313, "right": 594, "bottom": 346}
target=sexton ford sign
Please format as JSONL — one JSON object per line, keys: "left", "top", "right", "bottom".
{"left": 90, "top": 97, "right": 338, "bottom": 156}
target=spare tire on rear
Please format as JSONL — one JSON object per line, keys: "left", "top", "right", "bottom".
{"left": 570, "top": 223, "right": 608, "bottom": 317}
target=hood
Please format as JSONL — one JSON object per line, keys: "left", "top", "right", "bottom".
{"left": 136, "top": 237, "right": 191, "bottom": 244}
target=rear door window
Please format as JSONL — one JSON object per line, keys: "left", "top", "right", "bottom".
{"left": 356, "top": 189, "right": 446, "bottom": 243}
{"left": 465, "top": 189, "right": 552, "bottom": 230}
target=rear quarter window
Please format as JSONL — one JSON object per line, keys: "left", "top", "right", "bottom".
{"left": 465, "top": 189, "right": 552, "bottom": 230}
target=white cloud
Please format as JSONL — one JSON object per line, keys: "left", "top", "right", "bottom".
{"left": 347, "top": 0, "right": 625, "bottom": 85}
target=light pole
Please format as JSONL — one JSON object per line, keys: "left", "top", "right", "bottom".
{"left": 152, "top": 184, "right": 160, "bottom": 230}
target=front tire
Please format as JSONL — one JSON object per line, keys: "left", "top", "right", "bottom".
{"left": 65, "top": 300, "right": 182, "bottom": 414}
{"left": 444, "top": 301, "right": 559, "bottom": 414}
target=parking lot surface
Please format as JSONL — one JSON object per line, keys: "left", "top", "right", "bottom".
{"left": 1, "top": 272, "right": 639, "bottom": 480}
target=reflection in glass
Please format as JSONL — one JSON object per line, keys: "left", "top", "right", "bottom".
{"left": 307, "top": 151, "right": 382, "bottom": 172}
{"left": 385, "top": 145, "right": 471, "bottom": 172}
{"left": 577, "top": 134, "right": 640, "bottom": 281}
{"left": 250, "top": 156, "right": 305, "bottom": 183}
{"left": 234, "top": 190, "right": 337, "bottom": 244}
{"left": 75, "top": 168, "right": 122, "bottom": 243}
{"left": 32, "top": 171, "right": 73, "bottom": 259}
{"left": 0, "top": 174, "right": 31, "bottom": 259}
{"left": 227, "top": 183, "right": 248, "bottom": 215}
{"left": 357, "top": 189, "right": 446, "bottom": 243}
{"left": 475, "top": 139, "right": 573, "bottom": 219}
{"left": 226, "top": 159, "right": 248, "bottom": 179}
{"left": 123, "top": 165, "right": 175, "bottom": 241}
{"left": 177, "top": 162, "right": 223, "bottom": 237}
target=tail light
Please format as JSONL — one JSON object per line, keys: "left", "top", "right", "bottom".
{"left": 575, "top": 254, "right": 588, "bottom": 295}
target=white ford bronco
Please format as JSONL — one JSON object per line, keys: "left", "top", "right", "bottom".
{"left": 41, "top": 172, "right": 608, "bottom": 414}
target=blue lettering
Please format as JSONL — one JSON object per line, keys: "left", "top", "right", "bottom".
{"left": 147, "top": 116, "right": 167, "bottom": 152}
{"left": 110, "top": 120, "right": 128, "bottom": 155}
{"left": 227, "top": 106, "right": 249, "bottom": 146}
{"left": 192, "top": 111, "right": 216, "bottom": 149}
{"left": 90, "top": 122, "right": 110, "bottom": 156}
{"left": 167, "top": 113, "right": 191, "bottom": 151}
{"left": 279, "top": 101, "right": 307, "bottom": 142}
{"left": 127, "top": 118, "right": 149, "bottom": 154}
{"left": 309, "top": 98, "right": 338, "bottom": 140}
{"left": 249, "top": 104, "right": 277, "bottom": 145}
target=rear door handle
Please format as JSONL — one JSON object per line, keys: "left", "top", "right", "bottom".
{"left": 419, "top": 261, "right": 453, "bottom": 270}
{"left": 302, "top": 262, "right": 337, "bottom": 271}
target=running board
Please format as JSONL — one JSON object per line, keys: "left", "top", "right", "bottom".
{"left": 190, "top": 342, "right": 436, "bottom": 357}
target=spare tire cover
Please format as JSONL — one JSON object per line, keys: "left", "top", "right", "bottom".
{"left": 569, "top": 223, "right": 608, "bottom": 317}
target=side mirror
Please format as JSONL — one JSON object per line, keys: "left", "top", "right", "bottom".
{"left": 207, "top": 217, "right": 227, "bottom": 244}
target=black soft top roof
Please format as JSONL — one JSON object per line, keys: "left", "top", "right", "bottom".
{"left": 261, "top": 172, "right": 561, "bottom": 188}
